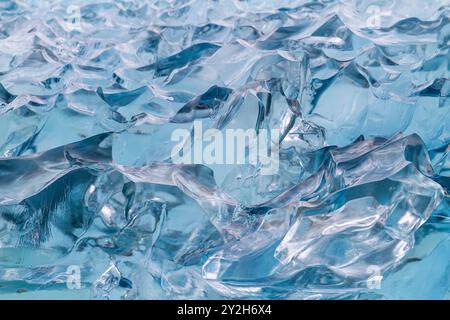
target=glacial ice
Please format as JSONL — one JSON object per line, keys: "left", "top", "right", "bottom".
{"left": 0, "top": 0, "right": 449, "bottom": 299}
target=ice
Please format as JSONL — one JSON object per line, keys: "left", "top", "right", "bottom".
{"left": 0, "top": 0, "right": 449, "bottom": 299}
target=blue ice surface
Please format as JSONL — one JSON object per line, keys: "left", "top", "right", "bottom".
{"left": 0, "top": 0, "right": 449, "bottom": 299}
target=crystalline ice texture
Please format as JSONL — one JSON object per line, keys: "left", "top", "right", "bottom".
{"left": 0, "top": 0, "right": 449, "bottom": 299}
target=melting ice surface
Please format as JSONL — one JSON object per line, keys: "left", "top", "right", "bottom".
{"left": 0, "top": 0, "right": 449, "bottom": 299}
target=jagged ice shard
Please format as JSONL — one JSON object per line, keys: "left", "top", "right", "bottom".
{"left": 0, "top": 0, "right": 449, "bottom": 299}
